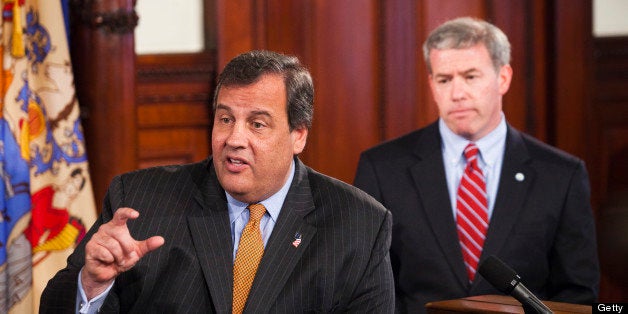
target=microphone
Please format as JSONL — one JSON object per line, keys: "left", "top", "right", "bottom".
{"left": 478, "top": 255, "right": 553, "bottom": 314}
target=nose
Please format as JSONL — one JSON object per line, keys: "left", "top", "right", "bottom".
{"left": 450, "top": 77, "right": 466, "bottom": 101}
{"left": 224, "top": 122, "right": 247, "bottom": 148}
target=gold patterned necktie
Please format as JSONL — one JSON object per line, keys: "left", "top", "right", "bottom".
{"left": 232, "top": 203, "right": 267, "bottom": 314}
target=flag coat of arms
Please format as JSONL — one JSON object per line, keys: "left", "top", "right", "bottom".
{"left": 0, "top": 0, "right": 97, "bottom": 313}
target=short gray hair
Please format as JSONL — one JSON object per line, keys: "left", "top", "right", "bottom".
{"left": 423, "top": 17, "right": 511, "bottom": 73}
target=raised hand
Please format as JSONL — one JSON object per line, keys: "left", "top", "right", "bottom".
{"left": 81, "top": 207, "right": 165, "bottom": 299}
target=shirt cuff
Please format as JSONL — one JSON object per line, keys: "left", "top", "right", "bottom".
{"left": 76, "top": 268, "right": 115, "bottom": 314}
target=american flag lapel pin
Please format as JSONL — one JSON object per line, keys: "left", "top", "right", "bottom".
{"left": 292, "top": 232, "right": 302, "bottom": 248}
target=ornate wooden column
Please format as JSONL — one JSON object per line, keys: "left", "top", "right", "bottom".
{"left": 69, "top": 0, "right": 138, "bottom": 211}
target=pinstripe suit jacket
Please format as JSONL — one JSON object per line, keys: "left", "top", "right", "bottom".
{"left": 354, "top": 122, "right": 599, "bottom": 313}
{"left": 40, "top": 157, "right": 394, "bottom": 313}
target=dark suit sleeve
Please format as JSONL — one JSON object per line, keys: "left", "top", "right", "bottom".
{"left": 346, "top": 209, "right": 395, "bottom": 312}
{"left": 354, "top": 152, "right": 407, "bottom": 311}
{"left": 354, "top": 152, "right": 383, "bottom": 201}
{"left": 548, "top": 160, "right": 600, "bottom": 303}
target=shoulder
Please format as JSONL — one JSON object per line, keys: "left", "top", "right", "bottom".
{"left": 307, "top": 167, "right": 388, "bottom": 214}
{"left": 360, "top": 122, "right": 437, "bottom": 160}
{"left": 112, "top": 159, "right": 210, "bottom": 189}
{"left": 118, "top": 159, "right": 208, "bottom": 178}
{"left": 514, "top": 129, "right": 584, "bottom": 169}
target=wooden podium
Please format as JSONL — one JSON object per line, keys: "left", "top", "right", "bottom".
{"left": 426, "top": 295, "right": 592, "bottom": 314}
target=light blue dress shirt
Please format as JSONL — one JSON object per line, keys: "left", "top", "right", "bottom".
{"left": 439, "top": 114, "right": 507, "bottom": 220}
{"left": 76, "top": 160, "right": 295, "bottom": 313}
{"left": 227, "top": 159, "right": 294, "bottom": 260}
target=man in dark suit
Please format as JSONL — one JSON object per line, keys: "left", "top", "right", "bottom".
{"left": 41, "top": 50, "right": 394, "bottom": 313}
{"left": 354, "top": 17, "right": 599, "bottom": 313}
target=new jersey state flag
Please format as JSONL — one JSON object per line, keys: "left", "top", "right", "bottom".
{"left": 0, "top": 0, "right": 97, "bottom": 313}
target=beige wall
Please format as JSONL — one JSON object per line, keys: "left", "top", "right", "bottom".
{"left": 594, "top": 0, "right": 628, "bottom": 36}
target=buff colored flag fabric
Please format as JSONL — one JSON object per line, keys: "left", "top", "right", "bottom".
{"left": 0, "top": 0, "right": 97, "bottom": 313}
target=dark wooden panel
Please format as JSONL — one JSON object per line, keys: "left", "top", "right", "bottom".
{"left": 383, "top": 0, "right": 419, "bottom": 140}
{"left": 552, "top": 0, "right": 593, "bottom": 159}
{"left": 491, "top": 1, "right": 541, "bottom": 138}
{"left": 138, "top": 128, "right": 210, "bottom": 168}
{"left": 137, "top": 102, "right": 210, "bottom": 128}
{"left": 216, "top": 0, "right": 256, "bottom": 68}
{"left": 135, "top": 52, "right": 215, "bottom": 170}
{"left": 592, "top": 36, "right": 628, "bottom": 302}
{"left": 304, "top": 0, "right": 382, "bottom": 182}
{"left": 70, "top": 0, "right": 138, "bottom": 210}
{"left": 591, "top": 37, "right": 628, "bottom": 210}
{"left": 265, "top": 0, "right": 311, "bottom": 56}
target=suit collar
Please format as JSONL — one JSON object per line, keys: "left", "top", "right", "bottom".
{"left": 186, "top": 158, "right": 234, "bottom": 313}
{"left": 471, "top": 125, "right": 534, "bottom": 292}
{"left": 410, "top": 122, "right": 470, "bottom": 288}
{"left": 187, "top": 157, "right": 317, "bottom": 313}
{"left": 245, "top": 157, "right": 317, "bottom": 312}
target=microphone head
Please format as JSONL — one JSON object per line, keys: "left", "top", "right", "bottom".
{"left": 478, "top": 255, "right": 522, "bottom": 294}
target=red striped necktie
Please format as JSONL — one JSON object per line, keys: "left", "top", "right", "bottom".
{"left": 456, "top": 142, "right": 488, "bottom": 282}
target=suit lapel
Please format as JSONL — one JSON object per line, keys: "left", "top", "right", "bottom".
{"left": 470, "top": 126, "right": 534, "bottom": 292}
{"left": 411, "top": 123, "right": 469, "bottom": 289}
{"left": 187, "top": 159, "right": 234, "bottom": 313}
{"left": 245, "top": 158, "right": 317, "bottom": 313}
{"left": 480, "top": 126, "right": 534, "bottom": 259}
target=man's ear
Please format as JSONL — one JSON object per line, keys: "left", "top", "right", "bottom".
{"left": 292, "top": 127, "right": 308, "bottom": 155}
{"left": 498, "top": 64, "right": 513, "bottom": 95}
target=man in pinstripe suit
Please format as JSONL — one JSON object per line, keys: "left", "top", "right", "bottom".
{"left": 41, "top": 50, "right": 394, "bottom": 313}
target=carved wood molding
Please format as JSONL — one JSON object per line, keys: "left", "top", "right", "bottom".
{"left": 70, "top": 0, "right": 138, "bottom": 34}
{"left": 136, "top": 93, "right": 211, "bottom": 104}
{"left": 137, "top": 66, "right": 216, "bottom": 81}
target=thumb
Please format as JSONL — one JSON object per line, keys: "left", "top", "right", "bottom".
{"left": 137, "top": 236, "right": 165, "bottom": 257}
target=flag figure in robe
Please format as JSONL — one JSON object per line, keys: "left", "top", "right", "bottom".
{"left": 0, "top": 1, "right": 97, "bottom": 313}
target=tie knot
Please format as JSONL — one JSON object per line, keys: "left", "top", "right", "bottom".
{"left": 247, "top": 203, "right": 267, "bottom": 222}
{"left": 463, "top": 142, "right": 480, "bottom": 161}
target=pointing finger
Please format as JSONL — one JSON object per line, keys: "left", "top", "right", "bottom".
{"left": 111, "top": 207, "right": 140, "bottom": 227}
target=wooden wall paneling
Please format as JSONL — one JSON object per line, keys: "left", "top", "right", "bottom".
{"left": 528, "top": 1, "right": 550, "bottom": 142}
{"left": 383, "top": 0, "right": 419, "bottom": 140}
{"left": 216, "top": 0, "right": 256, "bottom": 69}
{"left": 552, "top": 0, "right": 593, "bottom": 159}
{"left": 592, "top": 37, "right": 628, "bottom": 302}
{"left": 597, "top": 127, "right": 628, "bottom": 302}
{"left": 264, "top": 0, "right": 311, "bottom": 60}
{"left": 490, "top": 1, "right": 536, "bottom": 136}
{"left": 70, "top": 0, "right": 138, "bottom": 211}
{"left": 422, "top": 0, "right": 486, "bottom": 30}
{"left": 306, "top": 0, "right": 382, "bottom": 182}
{"left": 135, "top": 52, "right": 215, "bottom": 169}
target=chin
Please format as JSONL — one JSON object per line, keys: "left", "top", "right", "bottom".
{"left": 217, "top": 175, "right": 248, "bottom": 193}
{"left": 453, "top": 128, "right": 477, "bottom": 140}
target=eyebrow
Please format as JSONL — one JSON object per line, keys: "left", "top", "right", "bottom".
{"left": 460, "top": 68, "right": 480, "bottom": 75}
{"left": 215, "top": 104, "right": 273, "bottom": 118}
{"left": 434, "top": 68, "right": 480, "bottom": 78}
{"left": 215, "top": 104, "right": 232, "bottom": 112}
